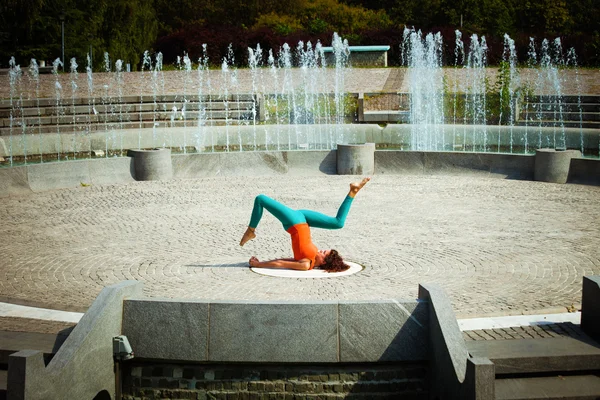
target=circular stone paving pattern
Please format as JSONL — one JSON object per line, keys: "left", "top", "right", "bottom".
{"left": 0, "top": 174, "right": 599, "bottom": 317}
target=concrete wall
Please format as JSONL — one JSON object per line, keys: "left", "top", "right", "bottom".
{"left": 121, "top": 298, "right": 429, "bottom": 363}
{"left": 8, "top": 281, "right": 143, "bottom": 400}
{"left": 0, "top": 157, "right": 135, "bottom": 197}
{"left": 418, "top": 284, "right": 495, "bottom": 400}
{"left": 6, "top": 279, "right": 502, "bottom": 399}
{"left": 117, "top": 285, "right": 486, "bottom": 399}
{"left": 2, "top": 148, "right": 599, "bottom": 197}
{"left": 4, "top": 123, "right": 598, "bottom": 159}
{"left": 376, "top": 150, "right": 536, "bottom": 179}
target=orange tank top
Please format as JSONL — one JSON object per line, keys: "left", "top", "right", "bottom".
{"left": 287, "top": 223, "right": 318, "bottom": 270}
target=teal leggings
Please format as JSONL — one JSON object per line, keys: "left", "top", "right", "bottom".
{"left": 249, "top": 194, "right": 354, "bottom": 231}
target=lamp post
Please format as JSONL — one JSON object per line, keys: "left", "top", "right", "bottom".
{"left": 59, "top": 11, "right": 65, "bottom": 71}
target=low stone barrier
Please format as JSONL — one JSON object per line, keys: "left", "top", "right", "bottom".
{"left": 1, "top": 149, "right": 599, "bottom": 198}
{"left": 127, "top": 148, "right": 173, "bottom": 181}
{"left": 534, "top": 148, "right": 582, "bottom": 184}
{"left": 7, "top": 281, "right": 143, "bottom": 400}
{"left": 337, "top": 143, "right": 375, "bottom": 175}
{"left": 582, "top": 276, "right": 600, "bottom": 341}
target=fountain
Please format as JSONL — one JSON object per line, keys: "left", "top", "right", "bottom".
{"left": 0, "top": 32, "right": 599, "bottom": 169}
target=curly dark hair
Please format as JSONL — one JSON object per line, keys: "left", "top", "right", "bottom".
{"left": 319, "top": 249, "right": 349, "bottom": 273}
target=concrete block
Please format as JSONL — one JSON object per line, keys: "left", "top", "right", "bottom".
{"left": 209, "top": 302, "right": 338, "bottom": 362}
{"left": 338, "top": 300, "right": 428, "bottom": 362}
{"left": 122, "top": 299, "right": 209, "bottom": 361}
{"left": 534, "top": 148, "right": 581, "bottom": 184}
{"left": 127, "top": 148, "right": 173, "bottom": 181}
{"left": 337, "top": 143, "right": 375, "bottom": 175}
{"left": 460, "top": 357, "right": 495, "bottom": 400}
{"left": 8, "top": 350, "right": 46, "bottom": 400}
{"left": 582, "top": 276, "right": 600, "bottom": 340}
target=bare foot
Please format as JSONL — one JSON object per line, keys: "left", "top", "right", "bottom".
{"left": 349, "top": 177, "right": 371, "bottom": 197}
{"left": 240, "top": 227, "right": 256, "bottom": 246}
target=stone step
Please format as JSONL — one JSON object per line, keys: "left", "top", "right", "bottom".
{"left": 466, "top": 337, "right": 600, "bottom": 375}
{"left": 0, "top": 109, "right": 256, "bottom": 128}
{"left": 515, "top": 120, "right": 600, "bottom": 129}
{"left": 495, "top": 374, "right": 600, "bottom": 400}
{"left": 0, "top": 330, "right": 70, "bottom": 365}
{"left": 0, "top": 94, "right": 256, "bottom": 109}
{"left": 519, "top": 111, "right": 600, "bottom": 122}
{"left": 0, "top": 119, "right": 258, "bottom": 136}
{"left": 0, "top": 101, "right": 257, "bottom": 118}
{"left": 522, "top": 103, "right": 600, "bottom": 113}
{"left": 525, "top": 95, "right": 600, "bottom": 104}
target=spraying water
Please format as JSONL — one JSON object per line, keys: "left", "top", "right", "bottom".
{"left": 501, "top": 33, "right": 519, "bottom": 152}
{"left": 87, "top": 53, "right": 95, "bottom": 158}
{"left": 402, "top": 28, "right": 445, "bottom": 150}
{"left": 70, "top": 57, "right": 79, "bottom": 159}
{"left": 28, "top": 59, "right": 43, "bottom": 162}
{"left": 52, "top": 57, "right": 64, "bottom": 161}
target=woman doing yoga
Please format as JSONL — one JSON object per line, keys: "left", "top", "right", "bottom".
{"left": 239, "top": 177, "right": 370, "bottom": 272}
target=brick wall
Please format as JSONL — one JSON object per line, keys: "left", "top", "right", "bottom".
{"left": 122, "top": 362, "right": 429, "bottom": 400}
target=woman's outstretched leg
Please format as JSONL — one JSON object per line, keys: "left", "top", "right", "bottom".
{"left": 240, "top": 194, "right": 306, "bottom": 246}
{"left": 299, "top": 177, "right": 370, "bottom": 230}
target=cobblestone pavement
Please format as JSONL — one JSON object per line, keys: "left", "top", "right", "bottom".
{"left": 1, "top": 175, "right": 599, "bottom": 317}
{"left": 462, "top": 322, "right": 586, "bottom": 341}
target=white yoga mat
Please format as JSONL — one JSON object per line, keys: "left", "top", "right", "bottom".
{"left": 251, "top": 261, "right": 363, "bottom": 278}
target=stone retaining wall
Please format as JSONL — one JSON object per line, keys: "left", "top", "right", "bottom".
{"left": 121, "top": 363, "right": 429, "bottom": 400}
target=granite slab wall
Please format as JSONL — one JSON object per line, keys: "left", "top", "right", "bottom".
{"left": 121, "top": 298, "right": 428, "bottom": 363}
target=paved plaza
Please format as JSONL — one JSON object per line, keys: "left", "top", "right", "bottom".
{"left": 1, "top": 174, "right": 599, "bottom": 317}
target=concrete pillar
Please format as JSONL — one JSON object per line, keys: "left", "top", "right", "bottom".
{"left": 127, "top": 148, "right": 173, "bottom": 181}
{"left": 337, "top": 143, "right": 375, "bottom": 175}
{"left": 357, "top": 93, "right": 364, "bottom": 122}
{"left": 534, "top": 148, "right": 581, "bottom": 184}
{"left": 581, "top": 276, "right": 600, "bottom": 341}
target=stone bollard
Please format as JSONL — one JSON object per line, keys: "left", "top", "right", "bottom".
{"left": 534, "top": 148, "right": 581, "bottom": 184}
{"left": 337, "top": 143, "right": 375, "bottom": 175}
{"left": 581, "top": 276, "right": 600, "bottom": 341}
{"left": 127, "top": 148, "right": 173, "bottom": 181}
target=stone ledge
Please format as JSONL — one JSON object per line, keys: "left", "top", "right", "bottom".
{"left": 121, "top": 298, "right": 426, "bottom": 363}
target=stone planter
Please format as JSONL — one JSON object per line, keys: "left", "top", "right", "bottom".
{"left": 534, "top": 148, "right": 581, "bottom": 184}
{"left": 337, "top": 143, "right": 375, "bottom": 175}
{"left": 127, "top": 148, "right": 173, "bottom": 181}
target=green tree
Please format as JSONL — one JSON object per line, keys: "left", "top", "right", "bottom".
{"left": 101, "top": 0, "right": 158, "bottom": 69}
